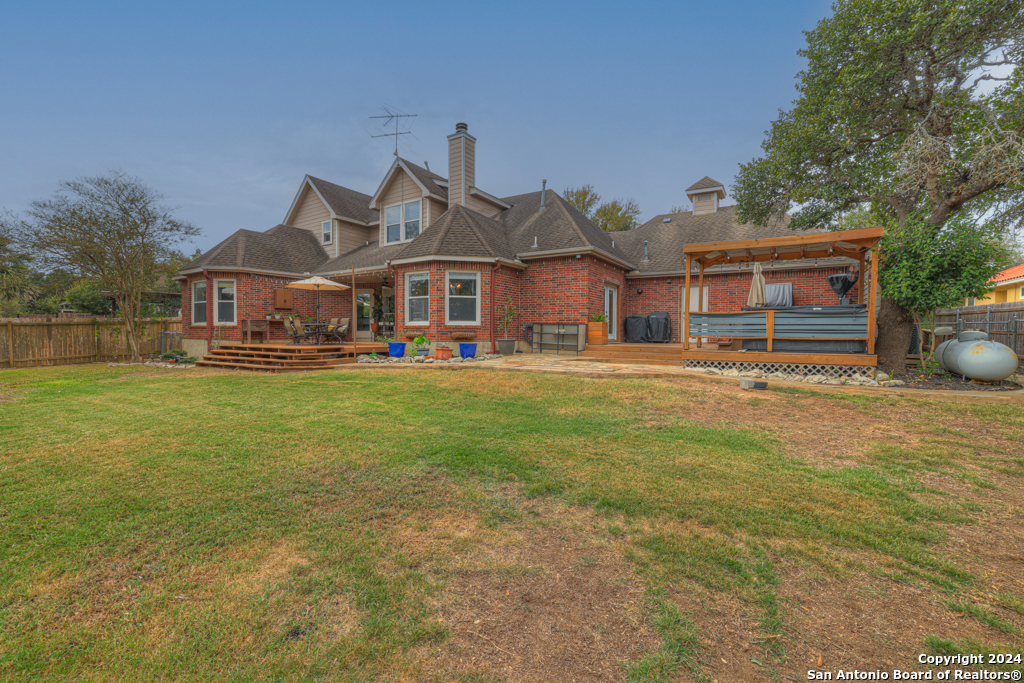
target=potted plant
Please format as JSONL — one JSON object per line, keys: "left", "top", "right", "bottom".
{"left": 588, "top": 311, "right": 608, "bottom": 345}
{"left": 435, "top": 343, "right": 453, "bottom": 360}
{"left": 451, "top": 330, "right": 477, "bottom": 358}
{"left": 383, "top": 336, "right": 407, "bottom": 358}
{"left": 371, "top": 287, "right": 384, "bottom": 333}
{"left": 495, "top": 296, "right": 517, "bottom": 356}
{"left": 413, "top": 334, "right": 431, "bottom": 357}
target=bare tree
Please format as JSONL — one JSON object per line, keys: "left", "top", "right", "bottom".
{"left": 4, "top": 171, "right": 200, "bottom": 361}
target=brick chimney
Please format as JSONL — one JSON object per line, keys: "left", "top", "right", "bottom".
{"left": 685, "top": 176, "right": 726, "bottom": 216}
{"left": 447, "top": 122, "right": 476, "bottom": 208}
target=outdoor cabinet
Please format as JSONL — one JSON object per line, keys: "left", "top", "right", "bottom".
{"left": 274, "top": 289, "right": 293, "bottom": 310}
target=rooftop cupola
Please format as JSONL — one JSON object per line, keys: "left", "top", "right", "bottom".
{"left": 447, "top": 122, "right": 476, "bottom": 208}
{"left": 685, "top": 176, "right": 726, "bottom": 216}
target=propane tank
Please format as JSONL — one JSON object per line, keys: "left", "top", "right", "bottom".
{"left": 937, "top": 331, "right": 1018, "bottom": 382}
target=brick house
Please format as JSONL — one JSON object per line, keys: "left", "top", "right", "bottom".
{"left": 176, "top": 123, "right": 857, "bottom": 357}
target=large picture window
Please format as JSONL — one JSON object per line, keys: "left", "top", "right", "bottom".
{"left": 446, "top": 272, "right": 478, "bottom": 325}
{"left": 192, "top": 281, "right": 207, "bottom": 325}
{"left": 216, "top": 280, "right": 236, "bottom": 325}
{"left": 385, "top": 201, "right": 421, "bottom": 244}
{"left": 406, "top": 272, "right": 429, "bottom": 324}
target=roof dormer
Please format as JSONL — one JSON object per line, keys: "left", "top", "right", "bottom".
{"left": 685, "top": 176, "right": 726, "bottom": 216}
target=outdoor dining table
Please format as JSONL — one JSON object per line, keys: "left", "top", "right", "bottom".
{"left": 300, "top": 322, "right": 344, "bottom": 345}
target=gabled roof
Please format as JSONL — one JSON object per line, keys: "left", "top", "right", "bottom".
{"left": 991, "top": 263, "right": 1024, "bottom": 284}
{"left": 307, "top": 176, "right": 379, "bottom": 224}
{"left": 184, "top": 224, "right": 330, "bottom": 274}
{"left": 686, "top": 176, "right": 725, "bottom": 192}
{"left": 368, "top": 158, "right": 448, "bottom": 208}
{"left": 284, "top": 176, "right": 379, "bottom": 226}
{"left": 394, "top": 204, "right": 514, "bottom": 261}
{"left": 617, "top": 206, "right": 795, "bottom": 273}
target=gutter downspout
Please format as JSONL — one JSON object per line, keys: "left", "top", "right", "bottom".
{"left": 386, "top": 260, "right": 396, "bottom": 335}
{"left": 203, "top": 268, "right": 213, "bottom": 351}
{"left": 490, "top": 261, "right": 501, "bottom": 352}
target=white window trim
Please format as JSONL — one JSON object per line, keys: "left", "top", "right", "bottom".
{"left": 190, "top": 280, "right": 207, "bottom": 327}
{"left": 214, "top": 278, "right": 237, "bottom": 326}
{"left": 383, "top": 199, "right": 422, "bottom": 245}
{"left": 322, "top": 220, "right": 332, "bottom": 245}
{"left": 405, "top": 271, "right": 430, "bottom": 326}
{"left": 445, "top": 270, "right": 481, "bottom": 326}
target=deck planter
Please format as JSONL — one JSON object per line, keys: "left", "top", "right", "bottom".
{"left": 587, "top": 322, "right": 608, "bottom": 345}
{"left": 388, "top": 342, "right": 407, "bottom": 357}
{"left": 496, "top": 339, "right": 516, "bottom": 356}
{"left": 436, "top": 347, "right": 453, "bottom": 360}
{"left": 459, "top": 343, "right": 478, "bottom": 358}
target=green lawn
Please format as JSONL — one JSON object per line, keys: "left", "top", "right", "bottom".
{"left": 0, "top": 365, "right": 1021, "bottom": 681}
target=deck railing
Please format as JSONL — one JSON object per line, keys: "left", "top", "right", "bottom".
{"left": 688, "top": 310, "right": 869, "bottom": 352}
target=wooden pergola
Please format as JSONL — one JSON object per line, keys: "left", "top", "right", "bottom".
{"left": 682, "top": 226, "right": 883, "bottom": 355}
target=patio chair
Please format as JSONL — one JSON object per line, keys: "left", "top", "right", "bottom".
{"left": 282, "top": 317, "right": 304, "bottom": 344}
{"left": 325, "top": 318, "right": 349, "bottom": 343}
{"left": 289, "top": 317, "right": 317, "bottom": 345}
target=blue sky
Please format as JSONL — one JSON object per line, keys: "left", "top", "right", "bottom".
{"left": 0, "top": 0, "right": 832, "bottom": 252}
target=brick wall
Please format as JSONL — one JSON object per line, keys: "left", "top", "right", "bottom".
{"left": 518, "top": 255, "right": 629, "bottom": 328}
{"left": 181, "top": 271, "right": 368, "bottom": 343}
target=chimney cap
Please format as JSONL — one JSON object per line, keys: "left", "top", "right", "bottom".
{"left": 455, "top": 122, "right": 468, "bottom": 132}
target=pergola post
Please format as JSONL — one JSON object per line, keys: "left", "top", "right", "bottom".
{"left": 683, "top": 254, "right": 692, "bottom": 351}
{"left": 351, "top": 266, "right": 357, "bottom": 358}
{"left": 697, "top": 260, "right": 704, "bottom": 348}
{"left": 857, "top": 251, "right": 866, "bottom": 304}
{"left": 867, "top": 248, "right": 878, "bottom": 355}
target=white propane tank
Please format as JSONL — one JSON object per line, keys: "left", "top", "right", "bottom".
{"left": 937, "top": 331, "right": 1018, "bottom": 382}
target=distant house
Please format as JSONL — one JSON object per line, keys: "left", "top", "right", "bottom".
{"left": 175, "top": 122, "right": 857, "bottom": 357}
{"left": 967, "top": 264, "right": 1024, "bottom": 306}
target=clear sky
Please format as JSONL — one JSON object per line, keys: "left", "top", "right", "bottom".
{"left": 0, "top": 0, "right": 833, "bottom": 252}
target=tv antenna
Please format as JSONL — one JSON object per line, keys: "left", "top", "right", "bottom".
{"left": 370, "top": 107, "right": 417, "bottom": 156}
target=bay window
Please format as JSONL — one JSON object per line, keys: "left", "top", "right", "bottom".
{"left": 406, "top": 272, "right": 429, "bottom": 324}
{"left": 385, "top": 200, "right": 421, "bottom": 244}
{"left": 446, "top": 271, "right": 479, "bottom": 325}
{"left": 192, "top": 281, "right": 207, "bottom": 325}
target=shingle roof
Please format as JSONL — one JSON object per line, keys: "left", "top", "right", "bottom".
{"left": 398, "top": 158, "right": 448, "bottom": 202}
{"left": 395, "top": 204, "right": 514, "bottom": 260}
{"left": 616, "top": 206, "right": 796, "bottom": 273}
{"left": 316, "top": 240, "right": 409, "bottom": 273}
{"left": 496, "top": 190, "right": 630, "bottom": 261}
{"left": 686, "top": 176, "right": 725, "bottom": 192}
{"left": 991, "top": 263, "right": 1024, "bottom": 284}
{"left": 307, "top": 177, "right": 379, "bottom": 224}
{"left": 184, "top": 224, "right": 330, "bottom": 274}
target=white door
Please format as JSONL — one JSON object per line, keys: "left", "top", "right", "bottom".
{"left": 604, "top": 286, "right": 618, "bottom": 341}
{"left": 685, "top": 285, "right": 709, "bottom": 344}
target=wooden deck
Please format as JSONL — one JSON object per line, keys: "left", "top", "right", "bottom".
{"left": 197, "top": 342, "right": 388, "bottom": 373}
{"left": 580, "top": 343, "right": 877, "bottom": 367}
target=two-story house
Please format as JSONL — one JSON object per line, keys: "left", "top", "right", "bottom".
{"left": 176, "top": 123, "right": 858, "bottom": 358}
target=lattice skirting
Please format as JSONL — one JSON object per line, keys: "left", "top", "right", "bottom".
{"left": 682, "top": 358, "right": 876, "bottom": 379}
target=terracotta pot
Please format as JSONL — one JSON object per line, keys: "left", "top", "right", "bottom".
{"left": 436, "top": 347, "right": 453, "bottom": 360}
{"left": 371, "top": 321, "right": 379, "bottom": 332}
{"left": 587, "top": 321, "right": 608, "bottom": 345}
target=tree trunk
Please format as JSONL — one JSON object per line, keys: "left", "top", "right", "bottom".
{"left": 875, "top": 297, "right": 914, "bottom": 376}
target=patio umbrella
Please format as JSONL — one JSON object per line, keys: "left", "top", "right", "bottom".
{"left": 286, "top": 276, "right": 350, "bottom": 326}
{"left": 747, "top": 262, "right": 767, "bottom": 307}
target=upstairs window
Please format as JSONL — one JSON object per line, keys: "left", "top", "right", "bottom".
{"left": 322, "top": 220, "right": 332, "bottom": 244}
{"left": 192, "top": 281, "right": 207, "bottom": 325}
{"left": 385, "top": 201, "right": 421, "bottom": 244}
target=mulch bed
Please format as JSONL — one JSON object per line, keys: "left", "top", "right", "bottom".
{"left": 893, "top": 369, "right": 1021, "bottom": 392}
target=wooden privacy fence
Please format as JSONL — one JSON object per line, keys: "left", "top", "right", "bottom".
{"left": 0, "top": 318, "right": 182, "bottom": 369}
{"left": 933, "top": 303, "right": 1023, "bottom": 368}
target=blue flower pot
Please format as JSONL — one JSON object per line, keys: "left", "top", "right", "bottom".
{"left": 388, "top": 342, "right": 406, "bottom": 357}
{"left": 459, "top": 343, "right": 478, "bottom": 358}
